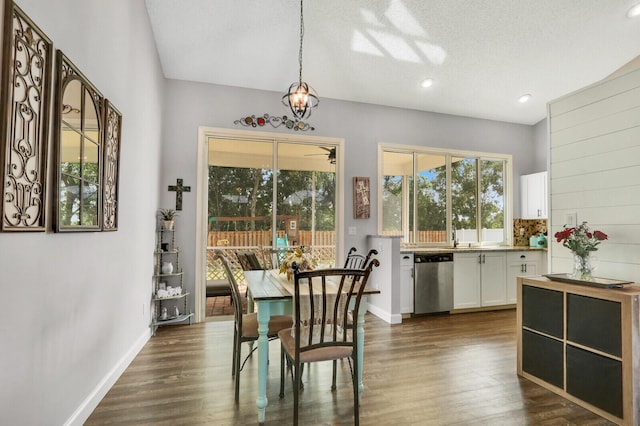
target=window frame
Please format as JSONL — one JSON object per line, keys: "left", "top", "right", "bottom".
{"left": 377, "top": 143, "right": 513, "bottom": 247}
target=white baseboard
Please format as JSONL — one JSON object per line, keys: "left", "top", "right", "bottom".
{"left": 367, "top": 305, "right": 402, "bottom": 324}
{"left": 64, "top": 328, "right": 151, "bottom": 426}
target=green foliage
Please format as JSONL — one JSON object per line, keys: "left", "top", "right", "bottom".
{"left": 158, "top": 208, "right": 177, "bottom": 220}
{"left": 208, "top": 165, "right": 335, "bottom": 232}
{"left": 59, "top": 161, "right": 99, "bottom": 226}
{"left": 382, "top": 156, "right": 505, "bottom": 242}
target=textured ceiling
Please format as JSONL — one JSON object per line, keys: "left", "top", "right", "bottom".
{"left": 145, "top": 0, "right": 640, "bottom": 125}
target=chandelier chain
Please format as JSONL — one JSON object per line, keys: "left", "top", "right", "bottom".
{"left": 298, "top": 0, "right": 304, "bottom": 83}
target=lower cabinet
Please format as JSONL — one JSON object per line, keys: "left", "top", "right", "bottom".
{"left": 506, "top": 251, "right": 543, "bottom": 304}
{"left": 400, "top": 253, "right": 414, "bottom": 314}
{"left": 453, "top": 252, "right": 506, "bottom": 309}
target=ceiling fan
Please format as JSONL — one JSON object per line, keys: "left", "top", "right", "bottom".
{"left": 305, "top": 146, "right": 336, "bottom": 164}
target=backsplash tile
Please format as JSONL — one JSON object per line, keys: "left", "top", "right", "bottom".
{"left": 513, "top": 219, "right": 548, "bottom": 246}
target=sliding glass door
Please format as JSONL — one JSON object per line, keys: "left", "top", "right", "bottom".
{"left": 207, "top": 138, "right": 338, "bottom": 271}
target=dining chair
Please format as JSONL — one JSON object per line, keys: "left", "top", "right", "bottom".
{"left": 214, "top": 250, "right": 292, "bottom": 403}
{"left": 332, "top": 247, "right": 379, "bottom": 387}
{"left": 236, "top": 251, "right": 263, "bottom": 271}
{"left": 278, "top": 260, "right": 379, "bottom": 426}
{"left": 343, "top": 247, "right": 379, "bottom": 269}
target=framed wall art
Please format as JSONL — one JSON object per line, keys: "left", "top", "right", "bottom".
{"left": 101, "top": 99, "right": 122, "bottom": 231}
{"left": 353, "top": 176, "right": 370, "bottom": 219}
{"left": 0, "top": 1, "right": 53, "bottom": 231}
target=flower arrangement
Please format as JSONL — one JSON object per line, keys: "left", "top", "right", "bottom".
{"left": 554, "top": 221, "right": 607, "bottom": 279}
{"left": 279, "top": 246, "right": 317, "bottom": 280}
{"left": 554, "top": 221, "right": 608, "bottom": 257}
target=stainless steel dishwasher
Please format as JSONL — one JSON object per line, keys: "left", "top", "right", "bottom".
{"left": 414, "top": 252, "right": 454, "bottom": 314}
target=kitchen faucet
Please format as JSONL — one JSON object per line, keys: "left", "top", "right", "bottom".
{"left": 452, "top": 224, "right": 458, "bottom": 248}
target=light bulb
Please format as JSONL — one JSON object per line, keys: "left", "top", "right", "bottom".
{"left": 518, "top": 94, "right": 532, "bottom": 103}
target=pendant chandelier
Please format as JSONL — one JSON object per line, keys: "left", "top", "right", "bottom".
{"left": 282, "top": 0, "right": 319, "bottom": 119}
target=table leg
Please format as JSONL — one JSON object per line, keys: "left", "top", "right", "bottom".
{"left": 356, "top": 297, "right": 367, "bottom": 403}
{"left": 256, "top": 301, "right": 271, "bottom": 423}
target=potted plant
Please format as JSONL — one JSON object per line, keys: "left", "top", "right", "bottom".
{"left": 158, "top": 208, "right": 177, "bottom": 230}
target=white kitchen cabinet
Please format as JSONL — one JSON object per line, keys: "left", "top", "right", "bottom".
{"left": 453, "top": 252, "right": 507, "bottom": 309}
{"left": 506, "top": 251, "right": 544, "bottom": 304}
{"left": 480, "top": 252, "right": 508, "bottom": 306}
{"left": 400, "top": 253, "right": 414, "bottom": 314}
{"left": 520, "top": 171, "right": 548, "bottom": 219}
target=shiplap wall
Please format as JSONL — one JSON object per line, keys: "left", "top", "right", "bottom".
{"left": 548, "top": 63, "right": 640, "bottom": 282}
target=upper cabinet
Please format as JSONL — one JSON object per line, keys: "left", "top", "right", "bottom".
{"left": 520, "top": 171, "right": 547, "bottom": 219}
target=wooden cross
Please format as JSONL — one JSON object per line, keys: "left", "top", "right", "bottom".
{"left": 168, "top": 178, "right": 191, "bottom": 211}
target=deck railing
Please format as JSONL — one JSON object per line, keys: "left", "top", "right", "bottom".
{"left": 207, "top": 245, "right": 336, "bottom": 283}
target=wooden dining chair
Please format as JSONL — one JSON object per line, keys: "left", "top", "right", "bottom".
{"left": 214, "top": 250, "right": 292, "bottom": 403}
{"left": 278, "top": 260, "right": 379, "bottom": 426}
{"left": 343, "top": 247, "right": 378, "bottom": 269}
{"left": 330, "top": 247, "right": 379, "bottom": 387}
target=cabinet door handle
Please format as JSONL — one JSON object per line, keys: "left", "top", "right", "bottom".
{"left": 482, "top": 254, "right": 486, "bottom": 264}
{"left": 524, "top": 264, "right": 527, "bottom": 273}
{"left": 478, "top": 254, "right": 482, "bottom": 264}
{"left": 520, "top": 264, "right": 524, "bottom": 273}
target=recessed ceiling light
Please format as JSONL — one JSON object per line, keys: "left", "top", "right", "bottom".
{"left": 628, "top": 3, "right": 640, "bottom": 18}
{"left": 421, "top": 78, "right": 433, "bottom": 88}
{"left": 518, "top": 94, "right": 532, "bottom": 103}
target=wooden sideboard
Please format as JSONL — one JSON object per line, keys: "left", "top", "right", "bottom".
{"left": 517, "top": 276, "right": 640, "bottom": 425}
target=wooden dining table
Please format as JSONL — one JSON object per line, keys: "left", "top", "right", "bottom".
{"left": 243, "top": 269, "right": 380, "bottom": 424}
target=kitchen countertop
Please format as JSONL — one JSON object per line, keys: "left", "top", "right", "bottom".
{"left": 401, "top": 245, "right": 547, "bottom": 253}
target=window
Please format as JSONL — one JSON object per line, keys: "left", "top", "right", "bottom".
{"left": 380, "top": 146, "right": 511, "bottom": 246}
{"left": 207, "top": 138, "right": 338, "bottom": 256}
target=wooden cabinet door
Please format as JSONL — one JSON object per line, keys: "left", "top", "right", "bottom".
{"left": 520, "top": 172, "right": 548, "bottom": 219}
{"left": 481, "top": 252, "right": 507, "bottom": 306}
{"left": 506, "top": 251, "right": 542, "bottom": 304}
{"left": 453, "top": 253, "right": 481, "bottom": 309}
{"left": 400, "top": 254, "right": 414, "bottom": 314}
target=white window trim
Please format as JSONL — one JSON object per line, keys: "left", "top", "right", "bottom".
{"left": 377, "top": 142, "right": 513, "bottom": 248}
{"left": 195, "top": 126, "right": 344, "bottom": 323}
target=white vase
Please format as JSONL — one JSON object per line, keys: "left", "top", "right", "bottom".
{"left": 161, "top": 262, "right": 174, "bottom": 274}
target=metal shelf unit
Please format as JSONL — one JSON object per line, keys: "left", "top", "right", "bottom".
{"left": 151, "top": 224, "right": 193, "bottom": 335}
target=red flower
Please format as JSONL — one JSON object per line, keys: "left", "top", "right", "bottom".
{"left": 555, "top": 222, "right": 607, "bottom": 257}
{"left": 593, "top": 230, "right": 608, "bottom": 241}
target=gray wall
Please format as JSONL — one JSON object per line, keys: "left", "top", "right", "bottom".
{"left": 533, "top": 118, "right": 549, "bottom": 173}
{"left": 161, "top": 79, "right": 537, "bottom": 311}
{"left": 0, "top": 0, "right": 164, "bottom": 424}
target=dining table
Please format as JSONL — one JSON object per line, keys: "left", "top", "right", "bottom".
{"left": 243, "top": 268, "right": 380, "bottom": 424}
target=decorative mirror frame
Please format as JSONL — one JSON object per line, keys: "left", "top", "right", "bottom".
{"left": 53, "top": 50, "right": 104, "bottom": 232}
{"left": 102, "top": 99, "right": 122, "bottom": 231}
{"left": 0, "top": 1, "right": 53, "bottom": 231}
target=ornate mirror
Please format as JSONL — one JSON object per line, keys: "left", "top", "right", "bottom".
{"left": 54, "top": 50, "right": 103, "bottom": 232}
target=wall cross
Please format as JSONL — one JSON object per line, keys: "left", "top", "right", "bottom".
{"left": 168, "top": 178, "right": 191, "bottom": 211}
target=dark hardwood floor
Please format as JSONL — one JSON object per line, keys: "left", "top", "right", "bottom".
{"left": 86, "top": 310, "right": 613, "bottom": 425}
